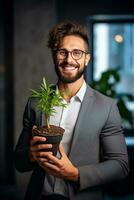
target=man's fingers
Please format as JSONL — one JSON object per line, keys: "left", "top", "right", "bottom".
{"left": 40, "top": 160, "right": 60, "bottom": 172}
{"left": 30, "top": 144, "right": 53, "bottom": 152}
{"left": 32, "top": 125, "right": 37, "bottom": 136}
{"left": 32, "top": 151, "right": 53, "bottom": 160}
{"left": 31, "top": 136, "right": 46, "bottom": 145}
{"left": 44, "top": 153, "right": 62, "bottom": 168}
{"left": 32, "top": 125, "right": 37, "bottom": 130}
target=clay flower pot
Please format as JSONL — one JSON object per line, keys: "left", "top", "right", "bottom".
{"left": 33, "top": 125, "right": 65, "bottom": 156}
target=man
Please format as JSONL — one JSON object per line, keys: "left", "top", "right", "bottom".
{"left": 14, "top": 21, "right": 129, "bottom": 200}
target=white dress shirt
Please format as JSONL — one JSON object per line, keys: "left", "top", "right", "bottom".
{"left": 42, "top": 80, "right": 87, "bottom": 197}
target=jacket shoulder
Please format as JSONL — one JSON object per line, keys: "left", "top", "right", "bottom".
{"left": 26, "top": 97, "right": 40, "bottom": 110}
{"left": 87, "top": 84, "right": 116, "bottom": 106}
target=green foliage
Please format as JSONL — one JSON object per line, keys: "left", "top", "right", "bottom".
{"left": 31, "top": 77, "right": 66, "bottom": 128}
{"left": 90, "top": 68, "right": 134, "bottom": 128}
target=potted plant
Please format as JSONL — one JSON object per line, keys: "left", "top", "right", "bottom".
{"left": 31, "top": 77, "right": 66, "bottom": 156}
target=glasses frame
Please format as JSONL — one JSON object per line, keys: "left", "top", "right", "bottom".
{"left": 55, "top": 48, "right": 89, "bottom": 60}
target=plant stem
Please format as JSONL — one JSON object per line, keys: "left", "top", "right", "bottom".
{"left": 46, "top": 117, "right": 50, "bottom": 129}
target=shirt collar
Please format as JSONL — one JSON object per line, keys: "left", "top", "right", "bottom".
{"left": 75, "top": 80, "right": 87, "bottom": 102}
{"left": 56, "top": 80, "right": 87, "bottom": 103}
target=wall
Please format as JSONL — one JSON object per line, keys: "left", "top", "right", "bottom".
{"left": 14, "top": 1, "right": 57, "bottom": 199}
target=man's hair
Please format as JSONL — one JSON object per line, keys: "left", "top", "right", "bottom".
{"left": 47, "top": 21, "right": 89, "bottom": 51}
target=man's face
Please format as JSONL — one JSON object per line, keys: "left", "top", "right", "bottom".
{"left": 54, "top": 35, "right": 90, "bottom": 83}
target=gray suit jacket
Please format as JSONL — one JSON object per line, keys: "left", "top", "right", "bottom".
{"left": 14, "top": 85, "right": 129, "bottom": 200}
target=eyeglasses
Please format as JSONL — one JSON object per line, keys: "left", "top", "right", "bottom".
{"left": 56, "top": 49, "right": 88, "bottom": 60}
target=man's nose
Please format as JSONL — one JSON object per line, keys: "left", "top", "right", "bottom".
{"left": 66, "top": 52, "right": 73, "bottom": 63}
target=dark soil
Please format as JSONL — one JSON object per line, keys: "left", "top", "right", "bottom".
{"left": 33, "top": 125, "right": 65, "bottom": 136}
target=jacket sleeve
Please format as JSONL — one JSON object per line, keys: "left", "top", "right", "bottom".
{"left": 77, "top": 102, "right": 129, "bottom": 191}
{"left": 13, "top": 98, "right": 39, "bottom": 172}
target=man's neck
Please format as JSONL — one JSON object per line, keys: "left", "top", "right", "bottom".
{"left": 58, "top": 77, "right": 84, "bottom": 102}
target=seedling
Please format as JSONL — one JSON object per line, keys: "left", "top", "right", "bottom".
{"left": 31, "top": 77, "right": 66, "bottom": 129}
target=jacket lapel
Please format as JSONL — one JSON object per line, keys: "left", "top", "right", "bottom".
{"left": 69, "top": 85, "right": 95, "bottom": 159}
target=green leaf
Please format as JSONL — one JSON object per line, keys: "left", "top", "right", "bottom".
{"left": 90, "top": 68, "right": 134, "bottom": 128}
{"left": 30, "top": 77, "right": 67, "bottom": 128}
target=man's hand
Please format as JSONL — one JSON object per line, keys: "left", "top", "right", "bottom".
{"left": 29, "top": 126, "right": 53, "bottom": 163}
{"left": 38, "top": 145, "right": 79, "bottom": 182}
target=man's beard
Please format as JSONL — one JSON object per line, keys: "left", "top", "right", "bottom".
{"left": 54, "top": 61, "right": 86, "bottom": 84}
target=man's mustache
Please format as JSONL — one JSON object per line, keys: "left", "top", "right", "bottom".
{"left": 59, "top": 62, "right": 80, "bottom": 69}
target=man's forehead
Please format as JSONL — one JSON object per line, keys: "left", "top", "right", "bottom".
{"left": 59, "top": 35, "right": 86, "bottom": 50}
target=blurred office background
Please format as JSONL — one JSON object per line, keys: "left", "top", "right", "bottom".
{"left": 0, "top": 0, "right": 134, "bottom": 199}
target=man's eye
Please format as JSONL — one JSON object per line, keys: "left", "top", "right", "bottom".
{"left": 59, "top": 50, "right": 66, "bottom": 55}
{"left": 73, "top": 50, "right": 81, "bottom": 56}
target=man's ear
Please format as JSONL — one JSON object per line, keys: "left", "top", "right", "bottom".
{"left": 85, "top": 53, "right": 90, "bottom": 66}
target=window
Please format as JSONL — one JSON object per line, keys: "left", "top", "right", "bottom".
{"left": 87, "top": 15, "right": 134, "bottom": 130}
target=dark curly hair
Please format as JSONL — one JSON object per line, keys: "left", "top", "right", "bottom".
{"left": 47, "top": 21, "right": 89, "bottom": 51}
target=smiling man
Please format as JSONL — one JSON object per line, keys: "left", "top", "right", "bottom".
{"left": 14, "top": 21, "right": 129, "bottom": 200}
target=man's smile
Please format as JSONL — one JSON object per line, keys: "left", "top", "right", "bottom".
{"left": 60, "top": 65, "right": 78, "bottom": 72}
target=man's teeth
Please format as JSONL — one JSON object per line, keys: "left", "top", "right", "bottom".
{"left": 63, "top": 66, "right": 76, "bottom": 70}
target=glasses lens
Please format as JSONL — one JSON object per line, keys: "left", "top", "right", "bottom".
{"left": 57, "top": 49, "right": 67, "bottom": 59}
{"left": 72, "top": 49, "right": 83, "bottom": 59}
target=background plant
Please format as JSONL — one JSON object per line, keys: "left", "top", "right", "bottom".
{"left": 90, "top": 68, "right": 134, "bottom": 128}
